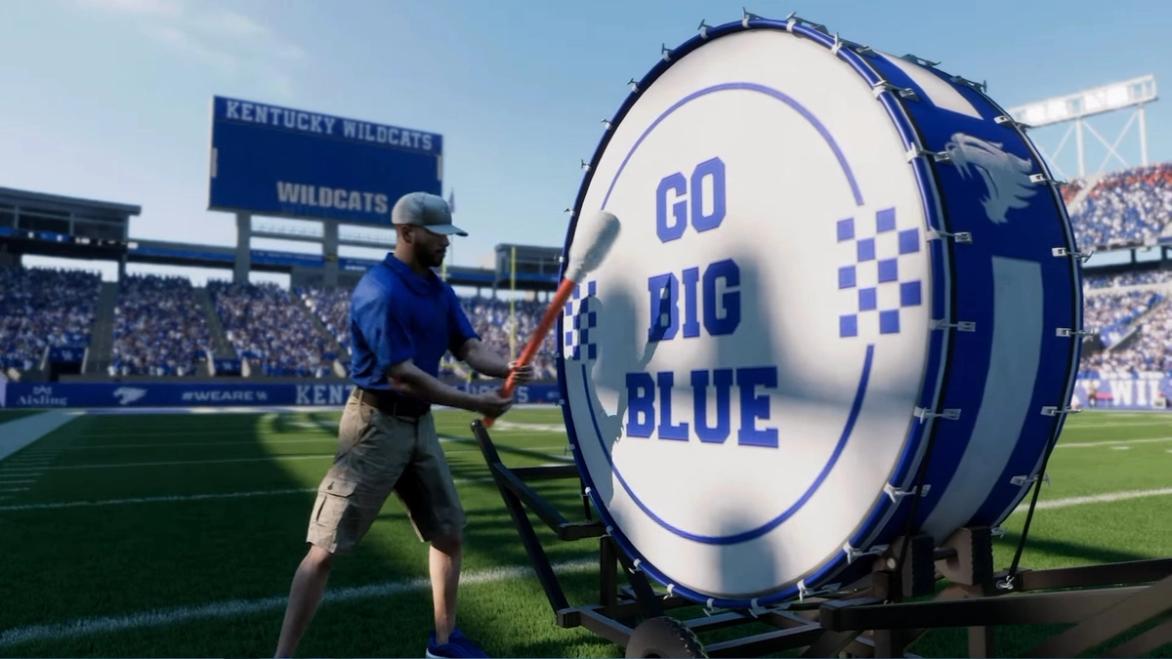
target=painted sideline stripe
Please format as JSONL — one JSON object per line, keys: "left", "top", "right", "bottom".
{"left": 0, "top": 558, "right": 594, "bottom": 648}
{"left": 0, "top": 412, "right": 76, "bottom": 462}
{"left": 0, "top": 488, "right": 317, "bottom": 512}
{"left": 1013, "top": 487, "right": 1172, "bottom": 513}
{"left": 1058, "top": 436, "right": 1172, "bottom": 448}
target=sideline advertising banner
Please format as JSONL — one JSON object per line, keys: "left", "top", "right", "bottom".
{"left": 1, "top": 382, "right": 561, "bottom": 409}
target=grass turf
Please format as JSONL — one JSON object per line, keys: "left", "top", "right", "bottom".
{"left": 0, "top": 408, "right": 1168, "bottom": 657}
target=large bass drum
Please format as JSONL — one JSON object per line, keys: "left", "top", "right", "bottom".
{"left": 557, "top": 16, "right": 1082, "bottom": 608}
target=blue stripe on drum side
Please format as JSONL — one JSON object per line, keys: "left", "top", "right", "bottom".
{"left": 921, "top": 256, "right": 1043, "bottom": 538}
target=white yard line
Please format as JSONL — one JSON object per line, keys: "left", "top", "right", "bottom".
{"left": 0, "top": 487, "right": 29, "bottom": 493}
{"left": 41, "top": 454, "right": 335, "bottom": 470}
{"left": 0, "top": 558, "right": 594, "bottom": 648}
{"left": 1058, "top": 436, "right": 1172, "bottom": 448}
{"left": 0, "top": 467, "right": 579, "bottom": 512}
{"left": 1013, "top": 487, "right": 1172, "bottom": 512}
{"left": 64, "top": 438, "right": 332, "bottom": 450}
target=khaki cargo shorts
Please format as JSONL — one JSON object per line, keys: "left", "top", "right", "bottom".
{"left": 306, "top": 392, "right": 466, "bottom": 554}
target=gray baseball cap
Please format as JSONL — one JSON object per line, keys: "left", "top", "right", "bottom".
{"left": 391, "top": 192, "right": 467, "bottom": 236}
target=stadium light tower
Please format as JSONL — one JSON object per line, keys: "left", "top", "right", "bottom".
{"left": 1007, "top": 75, "right": 1157, "bottom": 179}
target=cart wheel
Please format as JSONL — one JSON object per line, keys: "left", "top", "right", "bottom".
{"left": 625, "top": 616, "right": 707, "bottom": 658}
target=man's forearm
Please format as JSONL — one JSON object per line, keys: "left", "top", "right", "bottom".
{"left": 391, "top": 368, "right": 482, "bottom": 411}
{"left": 464, "top": 344, "right": 510, "bottom": 379}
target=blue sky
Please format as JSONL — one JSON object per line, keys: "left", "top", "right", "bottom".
{"left": 2, "top": 0, "right": 1169, "bottom": 281}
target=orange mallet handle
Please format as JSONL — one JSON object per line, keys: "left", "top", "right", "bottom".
{"left": 483, "top": 278, "right": 576, "bottom": 427}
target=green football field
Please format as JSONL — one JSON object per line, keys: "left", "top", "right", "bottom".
{"left": 0, "top": 407, "right": 1169, "bottom": 657}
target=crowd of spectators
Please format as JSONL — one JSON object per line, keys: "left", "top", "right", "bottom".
{"left": 109, "top": 275, "right": 210, "bottom": 376}
{"left": 1067, "top": 163, "right": 1172, "bottom": 249}
{"left": 1084, "top": 289, "right": 1161, "bottom": 349}
{"left": 209, "top": 282, "right": 336, "bottom": 378}
{"left": 1081, "top": 267, "right": 1172, "bottom": 375}
{"left": 0, "top": 266, "right": 99, "bottom": 374}
{"left": 1084, "top": 271, "right": 1167, "bottom": 290}
{"left": 296, "top": 286, "right": 559, "bottom": 381}
{"left": 1085, "top": 301, "right": 1172, "bottom": 375}
{"left": 298, "top": 287, "right": 351, "bottom": 352}
{"left": 462, "top": 295, "right": 558, "bottom": 380}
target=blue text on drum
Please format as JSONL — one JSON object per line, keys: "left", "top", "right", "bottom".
{"left": 626, "top": 157, "right": 780, "bottom": 448}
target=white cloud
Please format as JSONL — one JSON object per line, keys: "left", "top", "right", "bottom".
{"left": 77, "top": 0, "right": 182, "bottom": 17}
{"left": 79, "top": 0, "right": 307, "bottom": 92}
{"left": 144, "top": 24, "right": 240, "bottom": 72}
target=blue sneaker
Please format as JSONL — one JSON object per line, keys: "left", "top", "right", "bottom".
{"left": 425, "top": 628, "right": 489, "bottom": 658}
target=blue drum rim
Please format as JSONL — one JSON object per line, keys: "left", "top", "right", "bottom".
{"left": 556, "top": 17, "right": 968, "bottom": 608}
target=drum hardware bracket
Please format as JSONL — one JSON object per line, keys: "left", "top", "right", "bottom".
{"left": 950, "top": 74, "right": 988, "bottom": 93}
{"left": 831, "top": 33, "right": 874, "bottom": 57}
{"left": 1041, "top": 405, "right": 1082, "bottom": 417}
{"left": 844, "top": 542, "right": 890, "bottom": 564}
{"left": 696, "top": 19, "right": 712, "bottom": 39}
{"left": 990, "top": 526, "right": 1007, "bottom": 538}
{"left": 914, "top": 406, "right": 962, "bottom": 422}
{"left": 660, "top": 44, "right": 673, "bottom": 63}
{"left": 1056, "top": 327, "right": 1096, "bottom": 338}
{"left": 1029, "top": 173, "right": 1071, "bottom": 188}
{"left": 905, "top": 145, "right": 949, "bottom": 162}
{"left": 830, "top": 33, "right": 844, "bottom": 56}
{"left": 883, "top": 482, "right": 932, "bottom": 503}
{"left": 930, "top": 319, "right": 976, "bottom": 332}
{"left": 1052, "top": 246, "right": 1095, "bottom": 262}
{"left": 579, "top": 159, "right": 590, "bottom": 171}
{"left": 600, "top": 119, "right": 612, "bottom": 131}
{"left": 994, "top": 114, "right": 1032, "bottom": 130}
{"left": 1010, "top": 473, "right": 1051, "bottom": 487}
{"left": 784, "top": 11, "right": 828, "bottom": 35}
{"left": 626, "top": 78, "right": 639, "bottom": 93}
{"left": 925, "top": 228, "right": 973, "bottom": 243}
{"left": 876, "top": 83, "right": 920, "bottom": 102}
{"left": 900, "top": 53, "right": 940, "bottom": 68}
{"left": 741, "top": 8, "right": 764, "bottom": 29}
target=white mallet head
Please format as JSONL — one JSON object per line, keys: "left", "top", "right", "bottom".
{"left": 565, "top": 210, "right": 621, "bottom": 283}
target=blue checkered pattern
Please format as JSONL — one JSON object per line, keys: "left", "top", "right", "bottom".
{"left": 564, "top": 280, "right": 598, "bottom": 361}
{"left": 837, "top": 208, "right": 922, "bottom": 338}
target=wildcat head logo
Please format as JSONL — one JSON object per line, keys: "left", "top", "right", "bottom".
{"left": 944, "top": 133, "right": 1037, "bottom": 224}
{"left": 113, "top": 387, "right": 147, "bottom": 406}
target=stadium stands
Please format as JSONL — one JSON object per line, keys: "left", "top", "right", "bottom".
{"left": 208, "top": 281, "right": 336, "bottom": 378}
{"left": 1080, "top": 271, "right": 1172, "bottom": 376}
{"left": 0, "top": 266, "right": 100, "bottom": 374}
{"left": 110, "top": 274, "right": 211, "bottom": 376}
{"left": 1067, "top": 162, "right": 1172, "bottom": 249}
{"left": 297, "top": 286, "right": 559, "bottom": 381}
{"left": 298, "top": 286, "right": 351, "bottom": 352}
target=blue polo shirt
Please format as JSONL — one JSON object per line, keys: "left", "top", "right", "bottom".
{"left": 349, "top": 254, "right": 479, "bottom": 390}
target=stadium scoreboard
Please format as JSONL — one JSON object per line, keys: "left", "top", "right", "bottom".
{"left": 208, "top": 96, "right": 442, "bottom": 225}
